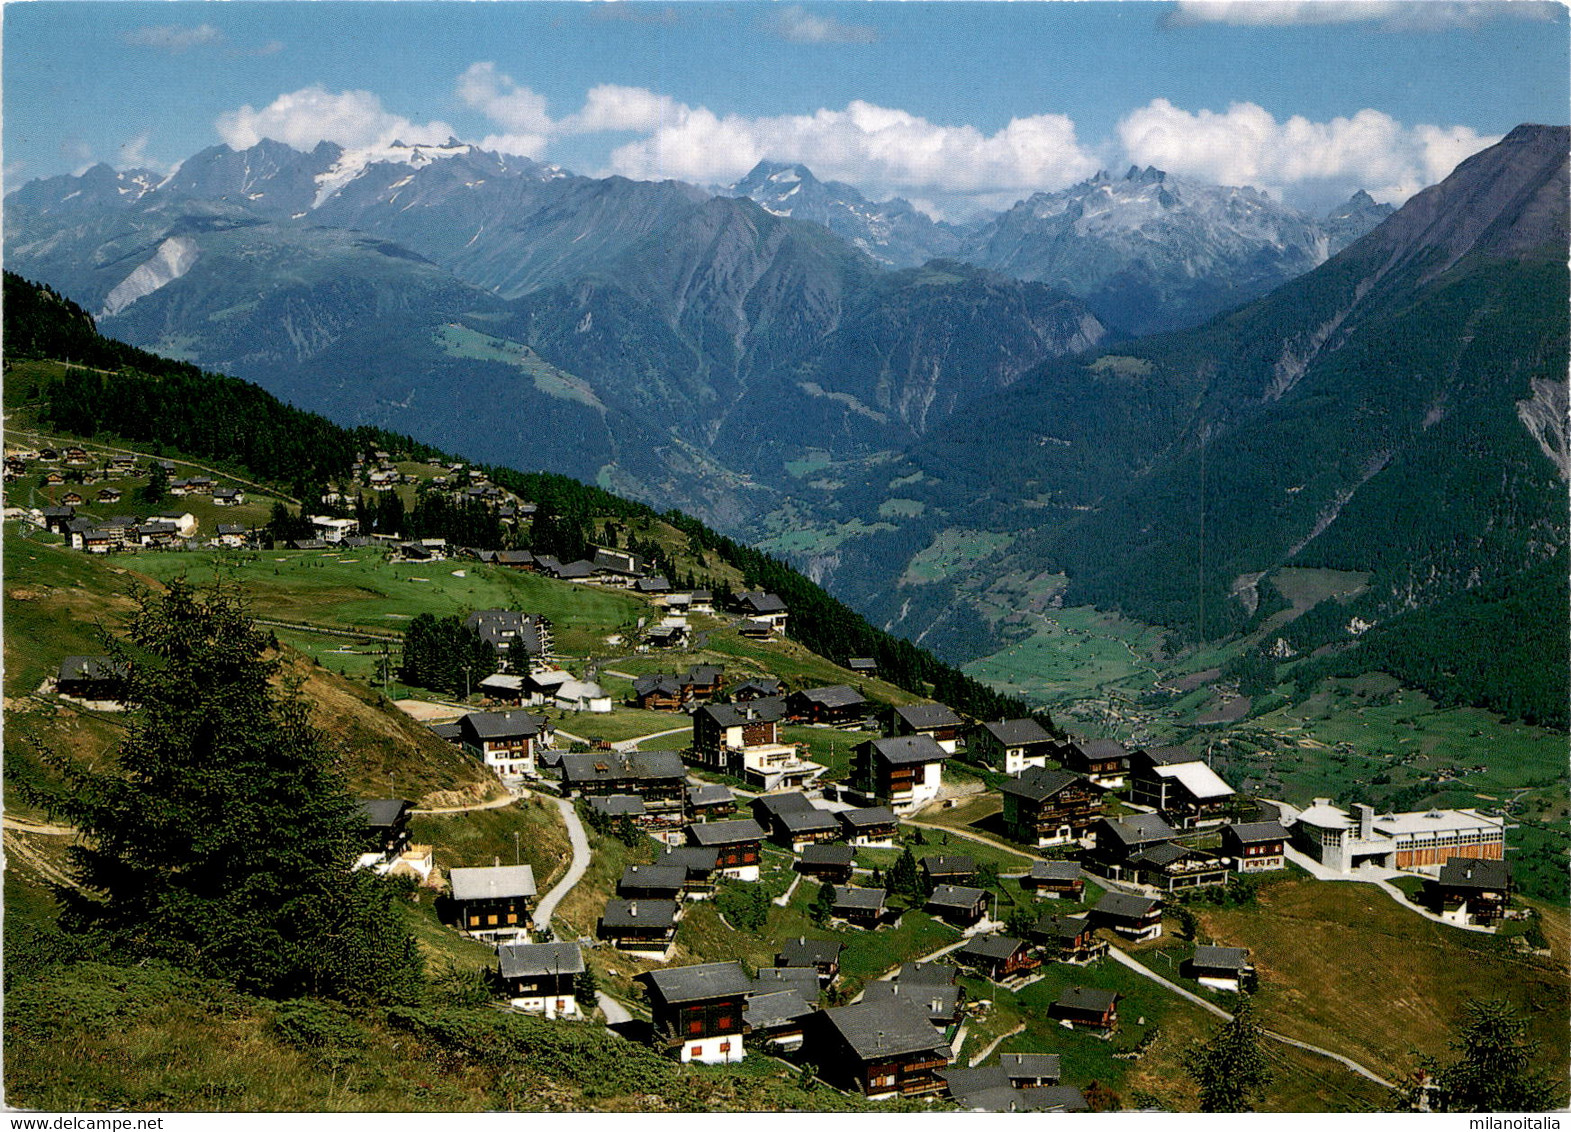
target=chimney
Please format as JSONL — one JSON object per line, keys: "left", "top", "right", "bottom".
{"left": 1355, "top": 804, "right": 1374, "bottom": 840}
{"left": 629, "top": 901, "right": 639, "bottom": 917}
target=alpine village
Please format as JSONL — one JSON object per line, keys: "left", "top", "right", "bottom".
{"left": 3, "top": 23, "right": 1568, "bottom": 1118}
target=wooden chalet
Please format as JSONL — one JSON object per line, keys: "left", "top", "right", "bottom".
{"left": 728, "top": 677, "right": 782, "bottom": 701}
{"left": 1087, "top": 812, "right": 1179, "bottom": 880}
{"left": 999, "top": 768, "right": 1103, "bottom": 847}
{"left": 686, "top": 783, "right": 737, "bottom": 819}
{"left": 633, "top": 673, "right": 688, "bottom": 711}
{"left": 838, "top": 805, "right": 899, "bottom": 847}
{"left": 771, "top": 806, "right": 843, "bottom": 852}
{"left": 921, "top": 855, "right": 977, "bottom": 889}
{"left": 744, "top": 990, "right": 815, "bottom": 1052}
{"left": 691, "top": 699, "right": 786, "bottom": 770}
{"left": 449, "top": 865, "right": 536, "bottom": 939}
{"left": 809, "top": 996, "right": 951, "bottom": 1099}
{"left": 926, "top": 884, "right": 989, "bottom": 927}
{"left": 732, "top": 591, "right": 789, "bottom": 634}
{"left": 776, "top": 937, "right": 843, "bottom": 987}
{"left": 971, "top": 718, "right": 1057, "bottom": 775}
{"left": 681, "top": 664, "right": 726, "bottom": 699}
{"left": 1049, "top": 986, "right": 1120, "bottom": 1032}
{"left": 357, "top": 798, "right": 413, "bottom": 858}
{"left": 1028, "top": 912, "right": 1106, "bottom": 964}
{"left": 654, "top": 845, "right": 721, "bottom": 900}
{"left": 457, "top": 710, "right": 549, "bottom": 778}
{"left": 1221, "top": 820, "right": 1289, "bottom": 872}
{"left": 590, "top": 546, "right": 644, "bottom": 581}
{"left": 639, "top": 962, "right": 752, "bottom": 1064}
{"left": 1128, "top": 840, "right": 1231, "bottom": 892}
{"left": 498, "top": 940, "right": 584, "bottom": 1018}
{"left": 586, "top": 794, "right": 648, "bottom": 824}
{"left": 847, "top": 657, "right": 879, "bottom": 679}
{"left": 851, "top": 734, "right": 951, "bottom": 812}
{"left": 96, "top": 486, "right": 123, "bottom": 504}
{"left": 827, "top": 884, "right": 888, "bottom": 928}
{"left": 1428, "top": 857, "right": 1513, "bottom": 926}
{"left": 1128, "top": 745, "right": 1235, "bottom": 828}
{"left": 787, "top": 684, "right": 870, "bottom": 726}
{"left": 686, "top": 819, "right": 765, "bottom": 881}
{"left": 600, "top": 898, "right": 680, "bottom": 953}
{"left": 941, "top": 1067, "right": 1086, "bottom": 1112}
{"left": 1021, "top": 859, "right": 1084, "bottom": 900}
{"left": 955, "top": 934, "right": 1038, "bottom": 980}
{"left": 795, "top": 842, "right": 855, "bottom": 884}
{"left": 618, "top": 864, "right": 688, "bottom": 901}
{"left": 1184, "top": 945, "right": 1256, "bottom": 993}
{"left": 559, "top": 749, "right": 686, "bottom": 811}
{"left": 1058, "top": 737, "right": 1131, "bottom": 789}
{"left": 55, "top": 655, "right": 128, "bottom": 702}
{"left": 749, "top": 967, "right": 821, "bottom": 1004}
{"left": 751, "top": 790, "right": 815, "bottom": 825}
{"left": 891, "top": 703, "right": 966, "bottom": 753}
{"left": 1091, "top": 891, "right": 1163, "bottom": 941}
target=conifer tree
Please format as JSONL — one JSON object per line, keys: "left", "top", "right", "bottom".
{"left": 1424, "top": 998, "right": 1562, "bottom": 1111}
{"left": 34, "top": 578, "right": 424, "bottom": 1004}
{"left": 1181, "top": 998, "right": 1273, "bottom": 1111}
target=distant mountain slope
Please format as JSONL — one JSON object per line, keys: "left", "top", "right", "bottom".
{"left": 803, "top": 125, "right": 1568, "bottom": 725}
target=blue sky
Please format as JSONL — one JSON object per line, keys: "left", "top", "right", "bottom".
{"left": 6, "top": 1, "right": 1567, "bottom": 216}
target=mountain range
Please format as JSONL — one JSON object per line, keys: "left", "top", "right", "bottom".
{"left": 6, "top": 126, "right": 1564, "bottom": 724}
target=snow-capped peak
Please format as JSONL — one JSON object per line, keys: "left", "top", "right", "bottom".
{"left": 312, "top": 137, "right": 474, "bottom": 208}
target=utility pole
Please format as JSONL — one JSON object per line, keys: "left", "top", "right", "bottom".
{"left": 514, "top": 830, "right": 521, "bottom": 866}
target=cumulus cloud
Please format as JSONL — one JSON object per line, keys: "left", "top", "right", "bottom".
{"left": 767, "top": 5, "right": 877, "bottom": 44}
{"left": 216, "top": 86, "right": 456, "bottom": 152}
{"left": 456, "top": 62, "right": 553, "bottom": 134}
{"left": 607, "top": 98, "right": 1098, "bottom": 209}
{"left": 561, "top": 85, "right": 682, "bottom": 134}
{"left": 1117, "top": 99, "right": 1497, "bottom": 204}
{"left": 1168, "top": 1, "right": 1556, "bottom": 30}
{"left": 122, "top": 24, "right": 224, "bottom": 52}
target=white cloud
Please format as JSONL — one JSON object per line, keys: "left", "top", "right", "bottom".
{"left": 561, "top": 85, "right": 682, "bottom": 134}
{"left": 1116, "top": 99, "right": 1497, "bottom": 203}
{"left": 607, "top": 98, "right": 1099, "bottom": 209}
{"left": 1168, "top": 1, "right": 1556, "bottom": 30}
{"left": 216, "top": 86, "right": 456, "bottom": 152}
{"left": 122, "top": 24, "right": 224, "bottom": 52}
{"left": 768, "top": 5, "right": 877, "bottom": 44}
{"left": 456, "top": 62, "right": 553, "bottom": 135}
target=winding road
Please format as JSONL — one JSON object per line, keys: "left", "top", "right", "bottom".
{"left": 531, "top": 796, "right": 591, "bottom": 931}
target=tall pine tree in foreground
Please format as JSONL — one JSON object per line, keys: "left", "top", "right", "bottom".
{"left": 36, "top": 578, "right": 423, "bottom": 1004}
{"left": 1182, "top": 997, "right": 1272, "bottom": 1111}
{"left": 1422, "top": 998, "right": 1563, "bottom": 1112}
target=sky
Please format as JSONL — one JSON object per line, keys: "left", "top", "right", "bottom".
{"left": 5, "top": 0, "right": 1567, "bottom": 217}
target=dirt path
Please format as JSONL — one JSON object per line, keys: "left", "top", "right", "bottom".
{"left": 8, "top": 428, "right": 299, "bottom": 504}
{"left": 410, "top": 792, "right": 519, "bottom": 815}
{"left": 533, "top": 798, "right": 591, "bottom": 930}
{"left": 2, "top": 816, "right": 77, "bottom": 836}
{"left": 3, "top": 829, "right": 77, "bottom": 889}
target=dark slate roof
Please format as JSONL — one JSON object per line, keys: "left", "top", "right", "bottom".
{"left": 749, "top": 967, "right": 821, "bottom": 1001}
{"left": 754, "top": 791, "right": 816, "bottom": 818}
{"left": 839, "top": 805, "right": 898, "bottom": 831}
{"left": 460, "top": 710, "right": 544, "bottom": 741}
{"left": 57, "top": 655, "right": 127, "bottom": 683}
{"left": 982, "top": 718, "right": 1054, "bottom": 746}
{"left": 1099, "top": 813, "right": 1178, "bottom": 849}
{"left": 822, "top": 996, "right": 948, "bottom": 1061}
{"left": 1437, "top": 856, "right": 1512, "bottom": 890}
{"left": 358, "top": 799, "right": 411, "bottom": 829}
{"left": 829, "top": 885, "right": 886, "bottom": 911}
{"left": 618, "top": 864, "right": 686, "bottom": 892}
{"left": 496, "top": 550, "right": 534, "bottom": 565}
{"left": 634, "top": 673, "right": 685, "bottom": 697}
{"left": 1031, "top": 913, "right": 1091, "bottom": 942}
{"left": 1029, "top": 860, "right": 1082, "bottom": 882}
{"left": 941, "top": 1065, "right": 1011, "bottom": 1100}
{"left": 728, "top": 678, "right": 782, "bottom": 698}
{"left": 1094, "top": 891, "right": 1161, "bottom": 920}
{"left": 866, "top": 734, "right": 951, "bottom": 766}
{"left": 1001, "top": 1053, "right": 1062, "bottom": 1080}
{"left": 1190, "top": 945, "right": 1251, "bottom": 972}
{"left": 745, "top": 989, "right": 814, "bottom": 1030}
{"left": 950, "top": 1082, "right": 1087, "bottom": 1113}
{"left": 927, "top": 884, "right": 988, "bottom": 911}
{"left": 895, "top": 703, "right": 964, "bottom": 730}
{"left": 656, "top": 846, "right": 720, "bottom": 875}
{"left": 555, "top": 560, "right": 596, "bottom": 578}
{"left": 687, "top": 784, "right": 736, "bottom": 807}
{"left": 1076, "top": 738, "right": 1130, "bottom": 761}
{"left": 699, "top": 700, "right": 785, "bottom": 727}
{"left": 922, "top": 855, "right": 976, "bottom": 878}
{"left": 687, "top": 818, "right": 765, "bottom": 846}
{"left": 899, "top": 961, "right": 958, "bottom": 986}
{"left": 601, "top": 898, "right": 679, "bottom": 930}
{"left": 799, "top": 843, "right": 854, "bottom": 867}
{"left": 860, "top": 979, "right": 963, "bottom": 1022}
{"left": 1131, "top": 841, "right": 1192, "bottom": 868}
{"left": 1056, "top": 985, "right": 1119, "bottom": 1014}
{"left": 684, "top": 664, "right": 725, "bottom": 684}
{"left": 998, "top": 766, "right": 1082, "bottom": 803}
{"left": 498, "top": 941, "right": 584, "bottom": 979}
{"left": 640, "top": 961, "right": 751, "bottom": 1004}
{"left": 777, "top": 809, "right": 841, "bottom": 835}
{"left": 777, "top": 938, "right": 843, "bottom": 968}
{"left": 958, "top": 934, "right": 1028, "bottom": 962}
{"left": 796, "top": 684, "right": 867, "bottom": 709}
{"left": 1225, "top": 820, "right": 1290, "bottom": 844}
{"left": 588, "top": 795, "right": 647, "bottom": 818}
{"left": 635, "top": 575, "right": 671, "bottom": 593}
{"left": 738, "top": 591, "right": 788, "bottom": 615}
{"left": 449, "top": 865, "right": 537, "bottom": 902}
{"left": 561, "top": 749, "right": 686, "bottom": 787}
{"left": 1142, "top": 744, "right": 1199, "bottom": 766}
{"left": 429, "top": 721, "right": 463, "bottom": 742}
